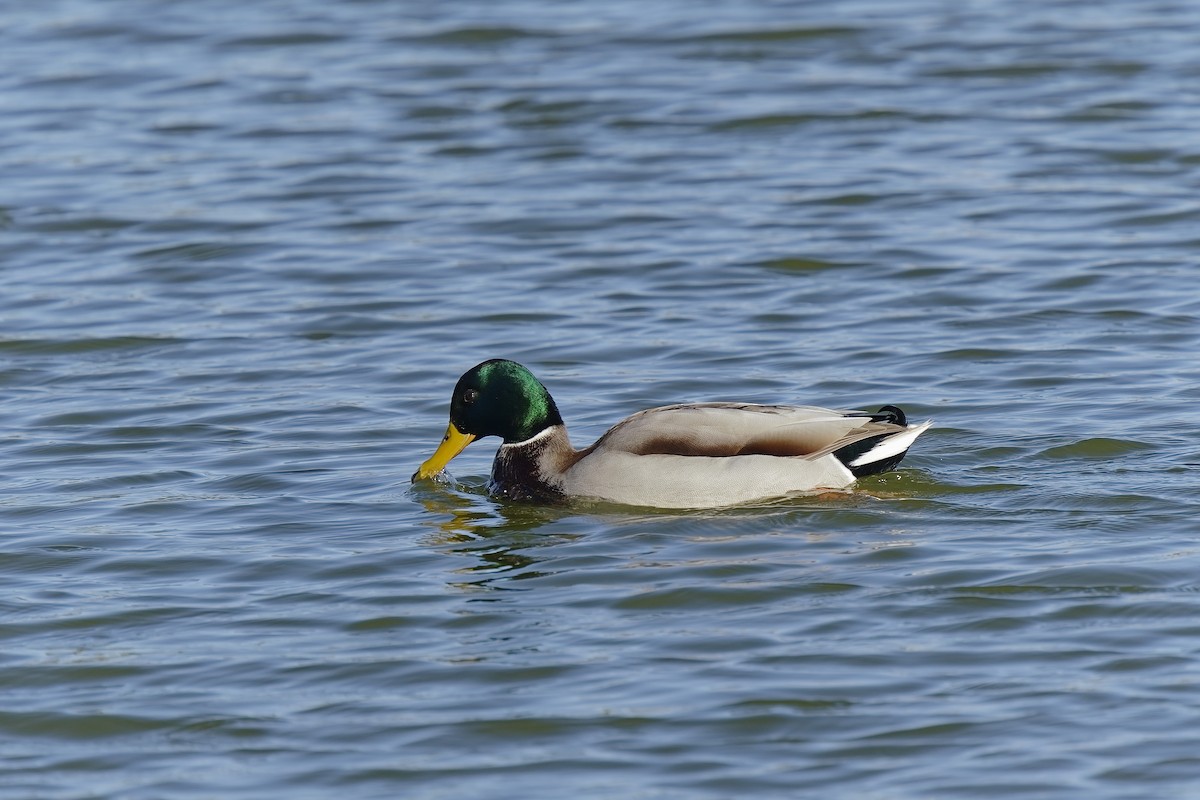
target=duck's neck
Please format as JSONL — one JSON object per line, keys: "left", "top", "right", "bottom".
{"left": 491, "top": 424, "right": 575, "bottom": 502}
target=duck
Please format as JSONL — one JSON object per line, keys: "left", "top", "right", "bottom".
{"left": 412, "top": 359, "right": 931, "bottom": 509}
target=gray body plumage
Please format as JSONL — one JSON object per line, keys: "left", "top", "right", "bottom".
{"left": 492, "top": 403, "right": 932, "bottom": 509}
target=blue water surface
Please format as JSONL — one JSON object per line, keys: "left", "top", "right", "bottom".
{"left": 2, "top": 0, "right": 1199, "bottom": 797}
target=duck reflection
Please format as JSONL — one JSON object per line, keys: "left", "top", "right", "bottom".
{"left": 412, "top": 477, "right": 578, "bottom": 588}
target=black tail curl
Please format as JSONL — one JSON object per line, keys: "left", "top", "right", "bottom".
{"left": 872, "top": 404, "right": 907, "bottom": 426}
{"left": 833, "top": 404, "right": 912, "bottom": 478}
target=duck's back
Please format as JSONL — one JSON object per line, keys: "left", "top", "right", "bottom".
{"left": 559, "top": 403, "right": 912, "bottom": 508}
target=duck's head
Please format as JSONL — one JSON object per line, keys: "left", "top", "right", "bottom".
{"left": 412, "top": 359, "right": 563, "bottom": 481}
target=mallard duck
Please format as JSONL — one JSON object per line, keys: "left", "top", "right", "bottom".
{"left": 412, "top": 359, "right": 931, "bottom": 509}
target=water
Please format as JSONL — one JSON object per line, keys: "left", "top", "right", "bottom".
{"left": 2, "top": 0, "right": 1199, "bottom": 797}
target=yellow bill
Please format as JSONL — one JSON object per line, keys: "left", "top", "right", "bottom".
{"left": 412, "top": 422, "right": 477, "bottom": 481}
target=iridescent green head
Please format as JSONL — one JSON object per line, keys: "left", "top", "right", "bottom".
{"left": 448, "top": 359, "right": 562, "bottom": 443}
{"left": 413, "top": 359, "right": 563, "bottom": 480}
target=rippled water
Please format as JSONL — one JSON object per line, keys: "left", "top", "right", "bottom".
{"left": 3, "top": 0, "right": 1200, "bottom": 797}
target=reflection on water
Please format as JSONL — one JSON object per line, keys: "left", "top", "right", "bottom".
{"left": 415, "top": 481, "right": 579, "bottom": 586}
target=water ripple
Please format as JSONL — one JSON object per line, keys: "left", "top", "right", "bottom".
{"left": 3, "top": 0, "right": 1200, "bottom": 797}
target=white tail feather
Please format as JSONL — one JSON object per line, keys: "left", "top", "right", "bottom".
{"left": 848, "top": 420, "right": 933, "bottom": 467}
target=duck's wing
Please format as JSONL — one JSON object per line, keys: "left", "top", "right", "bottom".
{"left": 584, "top": 402, "right": 903, "bottom": 459}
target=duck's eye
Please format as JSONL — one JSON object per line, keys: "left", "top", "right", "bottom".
{"left": 463, "top": 388, "right": 479, "bottom": 405}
